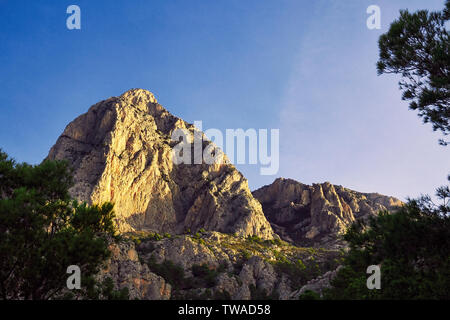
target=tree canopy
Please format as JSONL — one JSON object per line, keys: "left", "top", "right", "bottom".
{"left": 377, "top": 0, "right": 450, "bottom": 145}
{"left": 0, "top": 149, "right": 121, "bottom": 299}
{"left": 324, "top": 180, "right": 450, "bottom": 299}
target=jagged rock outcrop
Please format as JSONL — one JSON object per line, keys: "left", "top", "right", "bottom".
{"left": 137, "top": 235, "right": 285, "bottom": 299}
{"left": 134, "top": 231, "right": 339, "bottom": 300}
{"left": 100, "top": 241, "right": 171, "bottom": 299}
{"left": 44, "top": 89, "right": 403, "bottom": 300}
{"left": 253, "top": 178, "right": 403, "bottom": 248}
{"left": 47, "top": 89, "right": 274, "bottom": 239}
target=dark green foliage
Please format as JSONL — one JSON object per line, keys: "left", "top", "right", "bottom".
{"left": 266, "top": 238, "right": 283, "bottom": 246}
{"left": 82, "top": 277, "right": 129, "bottom": 300}
{"left": 0, "top": 149, "right": 118, "bottom": 300}
{"left": 363, "top": 1, "right": 450, "bottom": 299}
{"left": 325, "top": 181, "right": 450, "bottom": 299}
{"left": 298, "top": 290, "right": 321, "bottom": 300}
{"left": 149, "top": 232, "right": 163, "bottom": 241}
{"left": 246, "top": 235, "right": 283, "bottom": 247}
{"left": 249, "top": 284, "right": 279, "bottom": 300}
{"left": 147, "top": 256, "right": 187, "bottom": 290}
{"left": 147, "top": 256, "right": 229, "bottom": 297}
{"left": 191, "top": 263, "right": 226, "bottom": 288}
{"left": 271, "top": 248, "right": 340, "bottom": 290}
{"left": 193, "top": 232, "right": 202, "bottom": 240}
{"left": 99, "top": 277, "right": 129, "bottom": 300}
{"left": 129, "top": 231, "right": 168, "bottom": 245}
{"left": 241, "top": 249, "right": 252, "bottom": 260}
{"left": 377, "top": 1, "right": 450, "bottom": 145}
{"left": 246, "top": 235, "right": 263, "bottom": 243}
{"left": 273, "top": 258, "right": 321, "bottom": 289}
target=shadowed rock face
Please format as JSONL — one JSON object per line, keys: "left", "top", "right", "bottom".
{"left": 253, "top": 178, "right": 403, "bottom": 248}
{"left": 47, "top": 89, "right": 274, "bottom": 239}
{"left": 100, "top": 241, "right": 171, "bottom": 300}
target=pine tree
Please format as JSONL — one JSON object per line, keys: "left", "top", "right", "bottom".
{"left": 0, "top": 149, "right": 118, "bottom": 300}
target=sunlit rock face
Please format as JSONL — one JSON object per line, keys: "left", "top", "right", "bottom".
{"left": 253, "top": 178, "right": 403, "bottom": 248}
{"left": 47, "top": 89, "right": 275, "bottom": 239}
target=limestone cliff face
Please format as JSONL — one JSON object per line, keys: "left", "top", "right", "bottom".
{"left": 253, "top": 178, "right": 403, "bottom": 248}
{"left": 47, "top": 89, "right": 274, "bottom": 239}
{"left": 100, "top": 241, "right": 171, "bottom": 300}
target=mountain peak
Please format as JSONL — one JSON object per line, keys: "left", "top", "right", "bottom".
{"left": 47, "top": 90, "right": 275, "bottom": 239}
{"left": 119, "top": 88, "right": 158, "bottom": 105}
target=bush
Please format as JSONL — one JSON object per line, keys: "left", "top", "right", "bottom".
{"left": 191, "top": 263, "right": 225, "bottom": 288}
{"left": 249, "top": 284, "right": 279, "bottom": 300}
{"left": 298, "top": 290, "right": 321, "bottom": 300}
{"left": 325, "top": 193, "right": 450, "bottom": 299}
{"left": 246, "top": 235, "right": 263, "bottom": 243}
{"left": 274, "top": 258, "right": 320, "bottom": 289}
{"left": 0, "top": 150, "right": 117, "bottom": 300}
{"left": 147, "top": 256, "right": 187, "bottom": 290}
{"left": 84, "top": 277, "right": 129, "bottom": 300}
{"left": 241, "top": 250, "right": 252, "bottom": 260}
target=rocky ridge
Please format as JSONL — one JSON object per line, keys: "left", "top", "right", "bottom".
{"left": 45, "top": 89, "right": 402, "bottom": 299}
{"left": 253, "top": 178, "right": 403, "bottom": 248}
{"left": 102, "top": 231, "right": 341, "bottom": 300}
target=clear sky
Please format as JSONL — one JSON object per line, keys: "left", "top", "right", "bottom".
{"left": 0, "top": 0, "right": 448, "bottom": 200}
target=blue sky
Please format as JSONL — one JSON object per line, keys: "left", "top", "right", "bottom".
{"left": 0, "top": 0, "right": 448, "bottom": 200}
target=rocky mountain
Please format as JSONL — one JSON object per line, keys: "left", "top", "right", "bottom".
{"left": 47, "top": 89, "right": 274, "bottom": 239}
{"left": 45, "top": 89, "right": 402, "bottom": 299}
{"left": 253, "top": 178, "right": 403, "bottom": 248}
{"left": 100, "top": 231, "right": 341, "bottom": 300}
